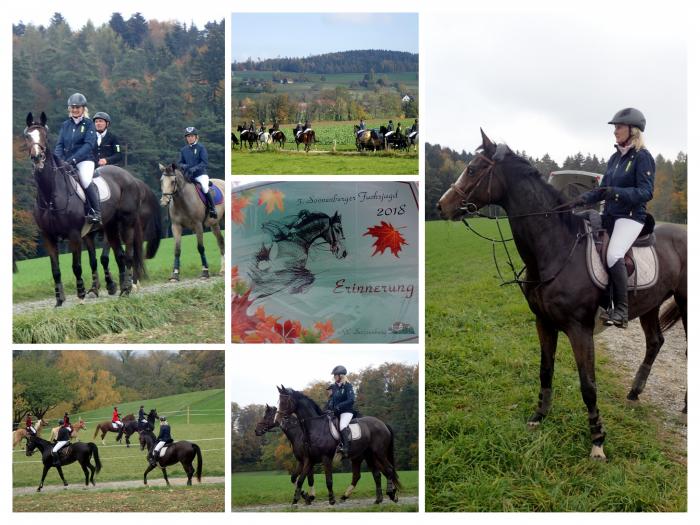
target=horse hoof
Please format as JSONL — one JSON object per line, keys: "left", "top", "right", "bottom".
{"left": 626, "top": 391, "right": 640, "bottom": 402}
{"left": 120, "top": 288, "right": 131, "bottom": 297}
{"left": 374, "top": 499, "right": 382, "bottom": 505}
{"left": 329, "top": 499, "right": 336, "bottom": 506}
{"left": 340, "top": 495, "right": 348, "bottom": 501}
{"left": 107, "top": 284, "right": 117, "bottom": 295}
{"left": 590, "top": 445, "right": 607, "bottom": 461}
{"left": 87, "top": 288, "right": 98, "bottom": 298}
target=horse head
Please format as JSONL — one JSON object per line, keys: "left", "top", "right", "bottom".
{"left": 327, "top": 211, "right": 347, "bottom": 259}
{"left": 24, "top": 112, "right": 49, "bottom": 170}
{"left": 277, "top": 385, "right": 297, "bottom": 417}
{"left": 25, "top": 434, "right": 37, "bottom": 456}
{"left": 437, "top": 129, "right": 509, "bottom": 220}
{"left": 158, "top": 163, "right": 181, "bottom": 207}
{"left": 255, "top": 404, "right": 279, "bottom": 436}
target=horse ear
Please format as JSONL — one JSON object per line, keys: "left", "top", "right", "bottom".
{"left": 26, "top": 113, "right": 33, "bottom": 128}
{"left": 265, "top": 403, "right": 270, "bottom": 409}
{"left": 158, "top": 163, "right": 165, "bottom": 173}
{"left": 277, "top": 385, "right": 282, "bottom": 393}
{"left": 40, "top": 112, "right": 47, "bottom": 126}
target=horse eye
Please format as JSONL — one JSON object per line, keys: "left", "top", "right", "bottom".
{"left": 467, "top": 166, "right": 475, "bottom": 175}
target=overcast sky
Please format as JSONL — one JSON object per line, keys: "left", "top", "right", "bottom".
{"left": 425, "top": 7, "right": 687, "bottom": 165}
{"left": 231, "top": 348, "right": 419, "bottom": 407}
{"left": 231, "top": 13, "right": 418, "bottom": 63}
{"left": 12, "top": 4, "right": 221, "bottom": 30}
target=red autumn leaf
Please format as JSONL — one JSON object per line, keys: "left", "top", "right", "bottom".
{"left": 363, "top": 221, "right": 408, "bottom": 257}
{"left": 231, "top": 194, "right": 251, "bottom": 225}
{"left": 231, "top": 289, "right": 256, "bottom": 338}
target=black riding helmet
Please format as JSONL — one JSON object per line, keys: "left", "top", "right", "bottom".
{"left": 67, "top": 93, "right": 87, "bottom": 107}
{"left": 93, "top": 111, "right": 111, "bottom": 124}
{"left": 608, "top": 107, "right": 646, "bottom": 132}
{"left": 332, "top": 365, "right": 347, "bottom": 376}
{"left": 184, "top": 126, "right": 198, "bottom": 137}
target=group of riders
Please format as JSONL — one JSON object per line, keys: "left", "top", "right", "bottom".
{"left": 53, "top": 92, "right": 218, "bottom": 223}
{"left": 356, "top": 118, "right": 418, "bottom": 149}
{"left": 24, "top": 405, "right": 174, "bottom": 468}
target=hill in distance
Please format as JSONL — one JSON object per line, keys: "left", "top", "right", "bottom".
{"left": 232, "top": 49, "right": 418, "bottom": 74}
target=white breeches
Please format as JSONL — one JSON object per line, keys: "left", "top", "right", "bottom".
{"left": 607, "top": 218, "right": 644, "bottom": 267}
{"left": 27, "top": 426, "right": 36, "bottom": 435}
{"left": 194, "top": 174, "right": 210, "bottom": 190}
{"left": 53, "top": 441, "right": 68, "bottom": 453}
{"left": 154, "top": 440, "right": 166, "bottom": 453}
{"left": 77, "top": 160, "right": 95, "bottom": 188}
{"left": 385, "top": 131, "right": 395, "bottom": 138}
{"left": 112, "top": 421, "right": 123, "bottom": 428}
{"left": 339, "top": 412, "right": 353, "bottom": 431}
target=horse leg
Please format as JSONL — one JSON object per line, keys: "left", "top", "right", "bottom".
{"left": 364, "top": 455, "right": 383, "bottom": 504}
{"left": 102, "top": 243, "right": 118, "bottom": 295}
{"left": 56, "top": 465, "right": 68, "bottom": 487}
{"left": 567, "top": 324, "right": 606, "bottom": 460}
{"left": 66, "top": 234, "right": 86, "bottom": 302}
{"left": 44, "top": 234, "right": 66, "bottom": 307}
{"left": 162, "top": 467, "right": 171, "bottom": 486}
{"left": 143, "top": 463, "right": 156, "bottom": 485}
{"left": 105, "top": 223, "right": 127, "bottom": 292}
{"left": 37, "top": 464, "right": 51, "bottom": 491}
{"left": 170, "top": 223, "right": 183, "bottom": 281}
{"left": 81, "top": 462, "right": 90, "bottom": 486}
{"left": 194, "top": 225, "right": 209, "bottom": 279}
{"left": 292, "top": 459, "right": 310, "bottom": 504}
{"left": 341, "top": 458, "right": 362, "bottom": 501}
{"left": 85, "top": 233, "right": 100, "bottom": 297}
{"left": 182, "top": 460, "right": 194, "bottom": 485}
{"left": 528, "top": 318, "right": 558, "bottom": 427}
{"left": 627, "top": 305, "right": 663, "bottom": 402}
{"left": 323, "top": 456, "right": 336, "bottom": 505}
{"left": 119, "top": 223, "right": 135, "bottom": 296}
{"left": 211, "top": 223, "right": 225, "bottom": 276}
{"left": 87, "top": 460, "right": 96, "bottom": 485}
{"left": 673, "top": 292, "right": 688, "bottom": 413}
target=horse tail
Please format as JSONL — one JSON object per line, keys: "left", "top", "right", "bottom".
{"left": 660, "top": 300, "right": 682, "bottom": 333}
{"left": 193, "top": 443, "right": 203, "bottom": 482}
{"left": 89, "top": 442, "right": 102, "bottom": 473}
{"left": 386, "top": 423, "right": 402, "bottom": 490}
{"left": 93, "top": 425, "right": 100, "bottom": 439}
{"left": 144, "top": 190, "right": 162, "bottom": 260}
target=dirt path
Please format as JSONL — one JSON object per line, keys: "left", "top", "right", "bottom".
{"left": 235, "top": 495, "right": 418, "bottom": 512}
{"left": 13, "top": 276, "right": 223, "bottom": 316}
{"left": 13, "top": 476, "right": 225, "bottom": 496}
{"left": 596, "top": 311, "right": 687, "bottom": 448}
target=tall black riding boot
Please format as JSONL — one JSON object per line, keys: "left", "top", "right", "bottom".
{"left": 340, "top": 428, "right": 352, "bottom": 458}
{"left": 84, "top": 182, "right": 102, "bottom": 224}
{"left": 205, "top": 188, "right": 218, "bottom": 219}
{"left": 608, "top": 259, "right": 629, "bottom": 328}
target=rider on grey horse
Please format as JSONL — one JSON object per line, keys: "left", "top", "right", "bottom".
{"left": 179, "top": 126, "right": 217, "bottom": 219}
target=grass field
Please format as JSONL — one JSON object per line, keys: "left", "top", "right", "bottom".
{"left": 232, "top": 119, "right": 418, "bottom": 175}
{"left": 13, "top": 232, "right": 224, "bottom": 303}
{"left": 13, "top": 484, "right": 225, "bottom": 512}
{"left": 231, "top": 469, "right": 418, "bottom": 510}
{"left": 426, "top": 219, "right": 686, "bottom": 512}
{"left": 13, "top": 389, "right": 225, "bottom": 489}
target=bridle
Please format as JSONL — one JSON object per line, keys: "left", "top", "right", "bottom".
{"left": 451, "top": 150, "right": 587, "bottom": 289}
{"left": 160, "top": 171, "right": 181, "bottom": 205}
{"left": 25, "top": 125, "right": 76, "bottom": 213}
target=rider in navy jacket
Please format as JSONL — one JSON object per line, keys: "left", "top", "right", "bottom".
{"left": 328, "top": 365, "right": 355, "bottom": 458}
{"left": 178, "top": 127, "right": 217, "bottom": 219}
{"left": 149, "top": 416, "right": 173, "bottom": 467}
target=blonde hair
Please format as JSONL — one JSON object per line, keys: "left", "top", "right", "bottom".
{"left": 67, "top": 107, "right": 90, "bottom": 119}
{"left": 337, "top": 375, "right": 348, "bottom": 385}
{"left": 629, "top": 126, "right": 645, "bottom": 151}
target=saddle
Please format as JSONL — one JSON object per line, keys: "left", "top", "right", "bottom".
{"left": 327, "top": 414, "right": 362, "bottom": 441}
{"left": 67, "top": 167, "right": 111, "bottom": 203}
{"left": 194, "top": 182, "right": 224, "bottom": 206}
{"left": 577, "top": 210, "right": 659, "bottom": 291}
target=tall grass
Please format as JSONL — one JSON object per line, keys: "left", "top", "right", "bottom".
{"left": 426, "top": 219, "right": 686, "bottom": 511}
{"left": 13, "top": 281, "right": 224, "bottom": 343}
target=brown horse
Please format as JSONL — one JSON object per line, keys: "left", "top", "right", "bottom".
{"left": 50, "top": 418, "right": 86, "bottom": 441}
{"left": 93, "top": 413, "right": 135, "bottom": 444}
{"left": 293, "top": 129, "right": 316, "bottom": 152}
{"left": 157, "top": 163, "right": 225, "bottom": 281}
{"left": 437, "top": 130, "right": 687, "bottom": 460}
{"left": 13, "top": 418, "right": 47, "bottom": 449}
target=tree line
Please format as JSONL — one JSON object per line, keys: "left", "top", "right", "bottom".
{"left": 425, "top": 142, "right": 688, "bottom": 223}
{"left": 233, "top": 49, "right": 418, "bottom": 74}
{"left": 12, "top": 350, "right": 224, "bottom": 427}
{"left": 231, "top": 363, "right": 419, "bottom": 473}
{"left": 12, "top": 12, "right": 225, "bottom": 261}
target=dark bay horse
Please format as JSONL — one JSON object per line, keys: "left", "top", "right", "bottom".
{"left": 269, "top": 128, "right": 286, "bottom": 148}
{"left": 25, "top": 434, "right": 101, "bottom": 492}
{"left": 250, "top": 210, "right": 347, "bottom": 297}
{"left": 24, "top": 112, "right": 146, "bottom": 305}
{"left": 237, "top": 125, "right": 257, "bottom": 149}
{"left": 293, "top": 128, "right": 316, "bottom": 152}
{"left": 255, "top": 405, "right": 319, "bottom": 503}
{"left": 93, "top": 413, "right": 135, "bottom": 444}
{"left": 117, "top": 409, "right": 157, "bottom": 447}
{"left": 158, "top": 163, "right": 225, "bottom": 280}
{"left": 84, "top": 178, "right": 162, "bottom": 296}
{"left": 277, "top": 386, "right": 401, "bottom": 505}
{"left": 142, "top": 439, "right": 203, "bottom": 486}
{"left": 437, "top": 130, "right": 687, "bottom": 460}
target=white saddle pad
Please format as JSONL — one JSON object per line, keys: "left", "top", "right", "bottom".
{"left": 70, "top": 174, "right": 110, "bottom": 203}
{"left": 159, "top": 446, "right": 168, "bottom": 457}
{"left": 586, "top": 229, "right": 659, "bottom": 290}
{"left": 329, "top": 421, "right": 362, "bottom": 441}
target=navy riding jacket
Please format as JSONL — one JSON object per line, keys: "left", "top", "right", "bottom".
{"left": 178, "top": 142, "right": 208, "bottom": 178}
{"left": 57, "top": 426, "right": 71, "bottom": 441}
{"left": 54, "top": 117, "right": 97, "bottom": 164}
{"left": 582, "top": 146, "right": 655, "bottom": 224}
{"left": 328, "top": 382, "right": 355, "bottom": 414}
{"left": 138, "top": 408, "right": 145, "bottom": 420}
{"left": 157, "top": 423, "right": 173, "bottom": 442}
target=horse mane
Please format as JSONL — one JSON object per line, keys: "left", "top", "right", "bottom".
{"left": 287, "top": 388, "right": 323, "bottom": 416}
{"left": 263, "top": 210, "right": 331, "bottom": 242}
